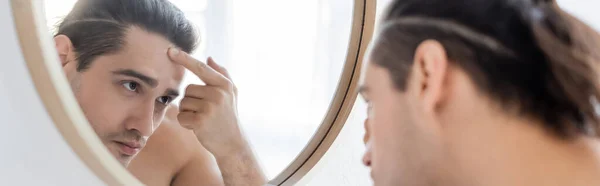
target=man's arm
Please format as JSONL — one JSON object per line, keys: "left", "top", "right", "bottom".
{"left": 168, "top": 49, "right": 267, "bottom": 186}
{"left": 212, "top": 140, "right": 267, "bottom": 186}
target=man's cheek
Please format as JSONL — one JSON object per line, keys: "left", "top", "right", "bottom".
{"left": 95, "top": 101, "right": 129, "bottom": 133}
{"left": 370, "top": 119, "right": 398, "bottom": 159}
{"left": 152, "top": 114, "right": 164, "bottom": 132}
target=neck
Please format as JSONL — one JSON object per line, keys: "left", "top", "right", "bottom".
{"left": 444, "top": 98, "right": 600, "bottom": 186}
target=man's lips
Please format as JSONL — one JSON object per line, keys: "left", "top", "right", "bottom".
{"left": 114, "top": 141, "right": 142, "bottom": 156}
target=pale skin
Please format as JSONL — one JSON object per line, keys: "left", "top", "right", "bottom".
{"left": 360, "top": 40, "right": 600, "bottom": 186}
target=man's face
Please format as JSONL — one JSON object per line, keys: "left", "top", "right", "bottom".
{"left": 360, "top": 61, "right": 442, "bottom": 186}
{"left": 59, "top": 27, "right": 185, "bottom": 166}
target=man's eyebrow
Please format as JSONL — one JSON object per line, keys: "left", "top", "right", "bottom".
{"left": 112, "top": 69, "right": 158, "bottom": 87}
{"left": 165, "top": 88, "right": 179, "bottom": 98}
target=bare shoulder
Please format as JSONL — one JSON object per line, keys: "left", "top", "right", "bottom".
{"left": 129, "top": 105, "right": 223, "bottom": 186}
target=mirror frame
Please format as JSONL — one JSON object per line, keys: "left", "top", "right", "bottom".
{"left": 10, "top": 0, "right": 375, "bottom": 185}
{"left": 269, "top": 0, "right": 375, "bottom": 185}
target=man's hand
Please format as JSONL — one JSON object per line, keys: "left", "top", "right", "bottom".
{"left": 168, "top": 48, "right": 267, "bottom": 186}
{"left": 168, "top": 48, "right": 243, "bottom": 156}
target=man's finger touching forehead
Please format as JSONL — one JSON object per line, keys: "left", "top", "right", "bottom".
{"left": 167, "top": 47, "right": 231, "bottom": 88}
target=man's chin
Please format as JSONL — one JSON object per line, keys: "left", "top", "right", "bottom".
{"left": 116, "top": 155, "right": 133, "bottom": 167}
{"left": 112, "top": 151, "right": 135, "bottom": 167}
{"left": 105, "top": 143, "right": 134, "bottom": 167}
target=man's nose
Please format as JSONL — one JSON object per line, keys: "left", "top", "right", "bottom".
{"left": 362, "top": 117, "right": 372, "bottom": 166}
{"left": 363, "top": 143, "right": 372, "bottom": 167}
{"left": 125, "top": 102, "right": 155, "bottom": 137}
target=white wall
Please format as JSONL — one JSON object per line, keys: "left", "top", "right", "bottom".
{"left": 0, "top": 2, "right": 103, "bottom": 185}
{"left": 558, "top": 0, "right": 600, "bottom": 31}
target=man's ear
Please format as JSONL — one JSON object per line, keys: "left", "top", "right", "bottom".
{"left": 53, "top": 35, "right": 75, "bottom": 67}
{"left": 411, "top": 40, "right": 449, "bottom": 113}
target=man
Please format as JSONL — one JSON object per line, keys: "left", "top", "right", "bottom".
{"left": 360, "top": 0, "right": 600, "bottom": 186}
{"left": 55, "top": 0, "right": 266, "bottom": 185}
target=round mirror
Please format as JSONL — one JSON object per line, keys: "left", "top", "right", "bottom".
{"left": 26, "top": 0, "right": 373, "bottom": 185}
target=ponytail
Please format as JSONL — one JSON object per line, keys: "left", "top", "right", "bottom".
{"left": 529, "top": 0, "right": 600, "bottom": 136}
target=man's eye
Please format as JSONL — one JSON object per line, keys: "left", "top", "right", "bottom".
{"left": 122, "top": 82, "right": 139, "bottom": 92}
{"left": 157, "top": 96, "right": 171, "bottom": 105}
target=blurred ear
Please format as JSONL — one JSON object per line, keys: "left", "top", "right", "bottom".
{"left": 53, "top": 35, "right": 75, "bottom": 67}
{"left": 411, "top": 40, "right": 449, "bottom": 113}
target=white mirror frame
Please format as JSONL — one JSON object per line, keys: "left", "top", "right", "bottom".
{"left": 9, "top": 0, "right": 375, "bottom": 185}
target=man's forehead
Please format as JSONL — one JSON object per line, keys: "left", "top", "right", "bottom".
{"left": 359, "top": 60, "right": 376, "bottom": 86}
{"left": 358, "top": 60, "right": 376, "bottom": 98}
{"left": 122, "top": 28, "right": 174, "bottom": 62}
{"left": 118, "top": 27, "right": 186, "bottom": 81}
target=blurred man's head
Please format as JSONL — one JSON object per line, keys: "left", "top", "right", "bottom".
{"left": 361, "top": 0, "right": 600, "bottom": 185}
{"left": 54, "top": 0, "right": 198, "bottom": 166}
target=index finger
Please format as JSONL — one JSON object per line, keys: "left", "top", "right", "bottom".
{"left": 207, "top": 57, "right": 233, "bottom": 81}
{"left": 168, "top": 48, "right": 230, "bottom": 87}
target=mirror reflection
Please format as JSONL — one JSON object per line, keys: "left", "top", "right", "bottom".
{"left": 42, "top": 0, "right": 353, "bottom": 185}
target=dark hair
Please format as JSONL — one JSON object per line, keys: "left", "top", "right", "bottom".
{"left": 55, "top": 0, "right": 198, "bottom": 71}
{"left": 370, "top": 0, "right": 600, "bottom": 138}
